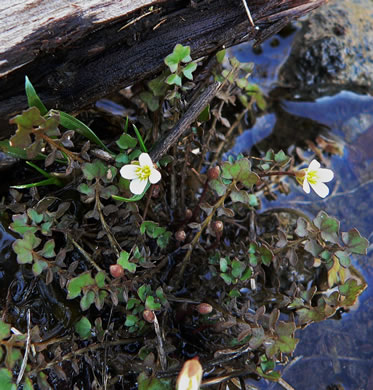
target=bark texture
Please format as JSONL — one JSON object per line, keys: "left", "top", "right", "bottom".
{"left": 0, "top": 0, "right": 328, "bottom": 137}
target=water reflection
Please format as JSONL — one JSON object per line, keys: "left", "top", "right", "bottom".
{"left": 231, "top": 37, "right": 373, "bottom": 390}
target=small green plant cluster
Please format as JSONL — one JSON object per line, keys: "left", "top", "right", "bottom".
{"left": 0, "top": 44, "right": 369, "bottom": 389}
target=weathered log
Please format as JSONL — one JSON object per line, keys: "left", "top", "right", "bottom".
{"left": 0, "top": 0, "right": 328, "bottom": 138}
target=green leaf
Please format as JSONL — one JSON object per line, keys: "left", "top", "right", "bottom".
{"left": 12, "top": 231, "right": 41, "bottom": 264}
{"left": 100, "top": 184, "right": 119, "bottom": 199}
{"left": 157, "top": 231, "right": 171, "bottom": 249}
{"left": 80, "top": 291, "right": 95, "bottom": 311}
{"left": 125, "top": 314, "right": 138, "bottom": 327}
{"left": 221, "top": 158, "right": 258, "bottom": 188}
{"left": 95, "top": 271, "right": 106, "bottom": 288}
{"left": 274, "top": 150, "right": 289, "bottom": 165}
{"left": 209, "top": 178, "right": 227, "bottom": 196}
{"left": 164, "top": 44, "right": 191, "bottom": 73}
{"left": 117, "top": 251, "right": 137, "bottom": 273}
{"left": 198, "top": 104, "right": 210, "bottom": 122}
{"left": 116, "top": 133, "right": 138, "bottom": 150}
{"left": 6, "top": 347, "right": 22, "bottom": 369}
{"left": 95, "top": 290, "right": 108, "bottom": 310}
{"left": 259, "top": 246, "right": 273, "bottom": 266}
{"left": 67, "top": 272, "right": 95, "bottom": 299}
{"left": 138, "top": 372, "right": 172, "bottom": 390}
{"left": 339, "top": 279, "right": 367, "bottom": 306}
{"left": 231, "top": 259, "right": 245, "bottom": 278}
{"left": 138, "top": 285, "right": 150, "bottom": 302}
{"left": 182, "top": 62, "right": 197, "bottom": 80}
{"left": 0, "top": 321, "right": 10, "bottom": 341}
{"left": 145, "top": 296, "right": 161, "bottom": 311}
{"left": 9, "top": 107, "right": 44, "bottom": 149}
{"left": 132, "top": 125, "right": 147, "bottom": 153}
{"left": 38, "top": 239, "right": 55, "bottom": 258}
{"left": 27, "top": 209, "right": 43, "bottom": 224}
{"left": 335, "top": 250, "right": 351, "bottom": 267}
{"left": 0, "top": 368, "right": 16, "bottom": 390}
{"left": 313, "top": 211, "right": 339, "bottom": 243}
{"left": 216, "top": 49, "right": 226, "bottom": 63}
{"left": 78, "top": 183, "right": 95, "bottom": 197}
{"left": 266, "top": 321, "right": 298, "bottom": 357}
{"left": 240, "top": 267, "right": 252, "bottom": 281}
{"left": 126, "top": 298, "right": 140, "bottom": 310}
{"left": 148, "top": 73, "right": 169, "bottom": 97}
{"left": 10, "top": 213, "right": 37, "bottom": 235}
{"left": 295, "top": 218, "right": 308, "bottom": 237}
{"left": 75, "top": 317, "right": 92, "bottom": 339}
{"left": 230, "top": 189, "right": 251, "bottom": 205}
{"left": 22, "top": 377, "right": 34, "bottom": 390}
{"left": 304, "top": 239, "right": 323, "bottom": 256}
{"left": 341, "top": 228, "right": 369, "bottom": 255}
{"left": 249, "top": 326, "right": 265, "bottom": 349}
{"left": 220, "top": 257, "right": 229, "bottom": 273}
{"left": 59, "top": 111, "right": 111, "bottom": 153}
{"left": 139, "top": 91, "right": 159, "bottom": 112}
{"left": 25, "top": 76, "right": 48, "bottom": 115}
{"left": 32, "top": 259, "right": 48, "bottom": 276}
{"left": 82, "top": 160, "right": 107, "bottom": 180}
{"left": 166, "top": 74, "right": 182, "bottom": 86}
{"left": 220, "top": 273, "right": 232, "bottom": 285}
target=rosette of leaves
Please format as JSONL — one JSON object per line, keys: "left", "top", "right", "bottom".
{"left": 125, "top": 285, "right": 167, "bottom": 333}
{"left": 78, "top": 159, "right": 118, "bottom": 205}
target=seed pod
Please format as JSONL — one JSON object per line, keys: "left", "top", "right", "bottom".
{"left": 207, "top": 166, "right": 220, "bottom": 180}
{"left": 212, "top": 220, "right": 224, "bottom": 233}
{"left": 185, "top": 209, "right": 193, "bottom": 219}
{"left": 143, "top": 309, "right": 155, "bottom": 323}
{"left": 110, "top": 264, "right": 124, "bottom": 278}
{"left": 175, "top": 230, "right": 186, "bottom": 242}
{"left": 196, "top": 303, "right": 213, "bottom": 315}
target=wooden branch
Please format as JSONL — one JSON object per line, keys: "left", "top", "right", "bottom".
{"left": 0, "top": 0, "right": 328, "bottom": 138}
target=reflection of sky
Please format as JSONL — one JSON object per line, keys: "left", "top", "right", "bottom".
{"left": 223, "top": 114, "right": 276, "bottom": 160}
{"left": 226, "top": 89, "right": 373, "bottom": 389}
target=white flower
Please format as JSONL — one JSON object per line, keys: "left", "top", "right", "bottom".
{"left": 298, "top": 159, "right": 334, "bottom": 198}
{"left": 120, "top": 153, "right": 161, "bottom": 195}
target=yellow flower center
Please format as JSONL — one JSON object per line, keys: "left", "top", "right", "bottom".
{"left": 136, "top": 165, "right": 151, "bottom": 180}
{"left": 306, "top": 170, "right": 319, "bottom": 185}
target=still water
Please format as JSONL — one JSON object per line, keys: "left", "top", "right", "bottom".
{"left": 231, "top": 23, "right": 373, "bottom": 390}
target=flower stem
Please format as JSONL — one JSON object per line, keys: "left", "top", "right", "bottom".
{"left": 257, "top": 171, "right": 296, "bottom": 178}
{"left": 177, "top": 180, "right": 236, "bottom": 285}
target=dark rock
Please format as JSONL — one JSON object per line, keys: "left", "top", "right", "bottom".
{"left": 278, "top": 0, "right": 373, "bottom": 96}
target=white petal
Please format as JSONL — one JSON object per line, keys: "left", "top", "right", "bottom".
{"left": 149, "top": 168, "right": 161, "bottom": 184}
{"left": 308, "top": 159, "right": 320, "bottom": 171}
{"left": 310, "top": 182, "right": 330, "bottom": 198}
{"left": 139, "top": 153, "right": 153, "bottom": 167}
{"left": 120, "top": 164, "right": 139, "bottom": 180}
{"left": 303, "top": 178, "right": 311, "bottom": 193}
{"left": 317, "top": 168, "right": 334, "bottom": 183}
{"left": 130, "top": 178, "right": 147, "bottom": 195}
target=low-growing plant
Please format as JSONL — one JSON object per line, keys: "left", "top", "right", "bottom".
{"left": 0, "top": 44, "right": 368, "bottom": 390}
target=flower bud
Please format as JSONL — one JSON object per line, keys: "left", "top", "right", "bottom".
{"left": 196, "top": 303, "right": 213, "bottom": 315}
{"left": 175, "top": 230, "right": 186, "bottom": 242}
{"left": 176, "top": 357, "right": 203, "bottom": 390}
{"left": 143, "top": 309, "right": 155, "bottom": 323}
{"left": 212, "top": 220, "right": 224, "bottom": 233}
{"left": 110, "top": 264, "right": 124, "bottom": 278}
{"left": 207, "top": 166, "right": 220, "bottom": 180}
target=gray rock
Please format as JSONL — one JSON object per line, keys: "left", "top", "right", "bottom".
{"left": 278, "top": 0, "right": 373, "bottom": 96}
